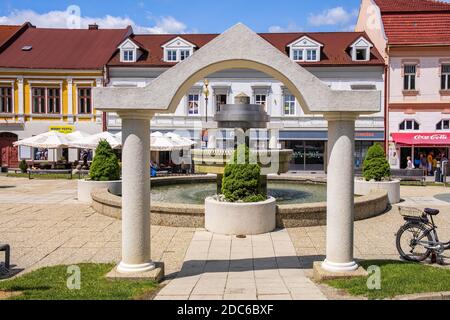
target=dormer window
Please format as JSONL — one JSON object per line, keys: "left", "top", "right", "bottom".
{"left": 167, "top": 50, "right": 177, "bottom": 62}
{"left": 123, "top": 50, "right": 134, "bottom": 62}
{"left": 350, "top": 36, "right": 373, "bottom": 62}
{"left": 162, "top": 37, "right": 195, "bottom": 63}
{"left": 118, "top": 38, "right": 141, "bottom": 63}
{"left": 287, "top": 36, "right": 322, "bottom": 62}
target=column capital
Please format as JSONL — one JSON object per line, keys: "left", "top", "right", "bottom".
{"left": 117, "top": 110, "right": 155, "bottom": 120}
{"left": 324, "top": 112, "right": 359, "bottom": 122}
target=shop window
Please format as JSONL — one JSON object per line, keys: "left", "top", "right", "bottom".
{"left": 436, "top": 119, "right": 450, "bottom": 131}
{"left": 399, "top": 119, "right": 419, "bottom": 131}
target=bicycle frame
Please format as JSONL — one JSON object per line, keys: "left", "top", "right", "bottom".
{"left": 405, "top": 215, "right": 450, "bottom": 252}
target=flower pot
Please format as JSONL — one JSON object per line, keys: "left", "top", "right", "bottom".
{"left": 354, "top": 178, "right": 400, "bottom": 204}
{"left": 205, "top": 196, "right": 276, "bottom": 235}
{"left": 77, "top": 179, "right": 122, "bottom": 203}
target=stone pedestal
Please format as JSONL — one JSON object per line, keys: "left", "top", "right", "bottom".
{"left": 322, "top": 113, "right": 358, "bottom": 273}
{"left": 117, "top": 112, "right": 155, "bottom": 274}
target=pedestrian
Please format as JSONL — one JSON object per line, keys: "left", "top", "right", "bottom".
{"left": 427, "top": 152, "right": 434, "bottom": 176}
{"left": 407, "top": 156, "right": 414, "bottom": 170}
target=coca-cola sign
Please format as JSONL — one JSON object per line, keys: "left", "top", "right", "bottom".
{"left": 413, "top": 134, "right": 448, "bottom": 141}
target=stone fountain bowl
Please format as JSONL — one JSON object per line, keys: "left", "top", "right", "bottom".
{"left": 191, "top": 149, "right": 293, "bottom": 175}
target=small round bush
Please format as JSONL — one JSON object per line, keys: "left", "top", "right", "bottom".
{"left": 363, "top": 143, "right": 391, "bottom": 182}
{"left": 19, "top": 159, "right": 28, "bottom": 173}
{"left": 221, "top": 145, "right": 265, "bottom": 203}
{"left": 89, "top": 140, "right": 121, "bottom": 181}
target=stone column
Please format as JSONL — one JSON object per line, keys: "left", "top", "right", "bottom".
{"left": 322, "top": 113, "right": 358, "bottom": 273}
{"left": 117, "top": 111, "right": 154, "bottom": 274}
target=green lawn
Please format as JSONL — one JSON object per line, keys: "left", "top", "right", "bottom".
{"left": 0, "top": 264, "right": 159, "bottom": 300}
{"left": 325, "top": 260, "right": 450, "bottom": 300}
{"left": 6, "top": 173, "right": 82, "bottom": 180}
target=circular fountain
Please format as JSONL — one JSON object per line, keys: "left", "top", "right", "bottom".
{"left": 192, "top": 93, "right": 293, "bottom": 235}
{"left": 192, "top": 93, "right": 293, "bottom": 194}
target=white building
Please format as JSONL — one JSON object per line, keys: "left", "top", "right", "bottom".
{"left": 106, "top": 31, "right": 385, "bottom": 171}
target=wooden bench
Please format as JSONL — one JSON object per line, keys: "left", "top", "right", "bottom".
{"left": 27, "top": 169, "right": 73, "bottom": 180}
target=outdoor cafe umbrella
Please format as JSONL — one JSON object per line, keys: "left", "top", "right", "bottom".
{"left": 114, "top": 131, "right": 193, "bottom": 151}
{"left": 13, "top": 131, "right": 70, "bottom": 164}
{"left": 66, "top": 131, "right": 91, "bottom": 142}
{"left": 164, "top": 132, "right": 196, "bottom": 148}
{"left": 13, "top": 131, "right": 70, "bottom": 149}
{"left": 68, "top": 131, "right": 121, "bottom": 149}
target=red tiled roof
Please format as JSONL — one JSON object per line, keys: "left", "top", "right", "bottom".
{"left": 382, "top": 13, "right": 450, "bottom": 45}
{"left": 0, "top": 25, "right": 21, "bottom": 47}
{"left": 0, "top": 27, "right": 132, "bottom": 70}
{"left": 107, "top": 32, "right": 384, "bottom": 67}
{"left": 374, "top": 0, "right": 450, "bottom": 45}
{"left": 374, "top": 0, "right": 450, "bottom": 13}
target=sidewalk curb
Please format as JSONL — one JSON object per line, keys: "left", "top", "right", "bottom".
{"left": 391, "top": 291, "right": 450, "bottom": 300}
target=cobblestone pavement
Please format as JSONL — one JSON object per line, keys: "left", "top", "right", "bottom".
{"left": 2, "top": 176, "right": 450, "bottom": 300}
{"left": 289, "top": 185, "right": 450, "bottom": 270}
{"left": 155, "top": 229, "right": 326, "bottom": 300}
{"left": 0, "top": 176, "right": 194, "bottom": 278}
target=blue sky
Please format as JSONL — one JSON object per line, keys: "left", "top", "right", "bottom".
{"left": 0, "top": 0, "right": 366, "bottom": 34}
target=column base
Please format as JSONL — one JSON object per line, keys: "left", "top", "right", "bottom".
{"left": 321, "top": 259, "right": 359, "bottom": 273}
{"left": 313, "top": 261, "right": 368, "bottom": 282}
{"left": 107, "top": 262, "right": 164, "bottom": 283}
{"left": 117, "top": 261, "right": 156, "bottom": 274}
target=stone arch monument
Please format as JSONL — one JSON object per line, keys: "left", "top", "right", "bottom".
{"left": 94, "top": 24, "right": 381, "bottom": 276}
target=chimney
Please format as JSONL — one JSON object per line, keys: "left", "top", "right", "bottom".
{"left": 88, "top": 23, "right": 99, "bottom": 30}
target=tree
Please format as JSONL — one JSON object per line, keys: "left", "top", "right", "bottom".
{"left": 363, "top": 143, "right": 391, "bottom": 182}
{"left": 89, "top": 140, "right": 121, "bottom": 181}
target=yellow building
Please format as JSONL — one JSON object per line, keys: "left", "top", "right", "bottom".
{"left": 0, "top": 23, "right": 131, "bottom": 166}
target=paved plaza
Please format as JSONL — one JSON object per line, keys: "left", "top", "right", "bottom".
{"left": 1, "top": 175, "right": 450, "bottom": 299}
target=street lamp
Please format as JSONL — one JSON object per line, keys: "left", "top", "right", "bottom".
{"left": 203, "top": 79, "right": 210, "bottom": 123}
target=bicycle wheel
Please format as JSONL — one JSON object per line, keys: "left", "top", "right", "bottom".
{"left": 396, "top": 222, "right": 433, "bottom": 262}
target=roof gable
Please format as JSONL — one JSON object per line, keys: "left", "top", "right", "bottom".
{"left": 161, "top": 36, "right": 196, "bottom": 49}
{"left": 288, "top": 35, "right": 323, "bottom": 48}
{"left": 351, "top": 36, "right": 373, "bottom": 48}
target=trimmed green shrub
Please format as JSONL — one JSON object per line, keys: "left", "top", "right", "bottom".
{"left": 89, "top": 140, "right": 121, "bottom": 181}
{"left": 221, "top": 145, "right": 265, "bottom": 203}
{"left": 19, "top": 160, "right": 28, "bottom": 173}
{"left": 363, "top": 143, "right": 391, "bottom": 182}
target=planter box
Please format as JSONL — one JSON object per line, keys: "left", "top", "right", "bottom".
{"left": 354, "top": 178, "right": 400, "bottom": 204}
{"left": 77, "top": 179, "right": 122, "bottom": 203}
{"left": 205, "top": 196, "right": 276, "bottom": 235}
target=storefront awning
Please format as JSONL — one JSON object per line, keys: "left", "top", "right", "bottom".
{"left": 391, "top": 132, "right": 450, "bottom": 146}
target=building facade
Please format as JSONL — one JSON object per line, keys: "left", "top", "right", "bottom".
{"left": 0, "top": 24, "right": 130, "bottom": 165}
{"left": 357, "top": 0, "right": 450, "bottom": 169}
{"left": 106, "top": 32, "right": 385, "bottom": 171}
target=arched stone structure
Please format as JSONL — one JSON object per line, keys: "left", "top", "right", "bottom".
{"left": 94, "top": 24, "right": 381, "bottom": 276}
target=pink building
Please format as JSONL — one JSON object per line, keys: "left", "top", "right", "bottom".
{"left": 357, "top": 0, "right": 450, "bottom": 170}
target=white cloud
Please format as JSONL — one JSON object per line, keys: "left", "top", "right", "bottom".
{"left": 0, "top": 8, "right": 190, "bottom": 34}
{"left": 308, "top": 7, "right": 358, "bottom": 27}
{"left": 268, "top": 22, "right": 302, "bottom": 33}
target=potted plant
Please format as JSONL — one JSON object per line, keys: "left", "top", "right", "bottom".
{"left": 77, "top": 140, "right": 122, "bottom": 203}
{"left": 355, "top": 143, "right": 400, "bottom": 204}
{"left": 205, "top": 145, "right": 276, "bottom": 235}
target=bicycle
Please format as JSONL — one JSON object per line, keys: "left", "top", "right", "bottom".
{"left": 396, "top": 207, "right": 450, "bottom": 262}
